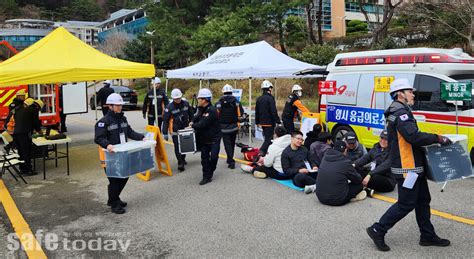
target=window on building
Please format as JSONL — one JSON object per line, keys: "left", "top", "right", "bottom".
{"left": 311, "top": 0, "right": 332, "bottom": 31}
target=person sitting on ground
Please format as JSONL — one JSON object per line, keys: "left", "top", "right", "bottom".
{"left": 343, "top": 132, "right": 367, "bottom": 162}
{"left": 315, "top": 140, "right": 367, "bottom": 206}
{"left": 304, "top": 124, "right": 322, "bottom": 150}
{"left": 242, "top": 126, "right": 291, "bottom": 179}
{"left": 353, "top": 130, "right": 396, "bottom": 193}
{"left": 281, "top": 131, "right": 319, "bottom": 194}
{"left": 309, "top": 131, "right": 333, "bottom": 166}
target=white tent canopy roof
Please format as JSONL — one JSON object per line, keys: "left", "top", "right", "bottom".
{"left": 167, "top": 41, "right": 324, "bottom": 80}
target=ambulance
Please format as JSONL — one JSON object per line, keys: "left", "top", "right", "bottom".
{"left": 315, "top": 48, "right": 474, "bottom": 164}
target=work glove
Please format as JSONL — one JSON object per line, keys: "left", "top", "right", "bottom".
{"left": 143, "top": 113, "right": 146, "bottom": 119}
{"left": 438, "top": 135, "right": 452, "bottom": 146}
{"left": 163, "top": 134, "right": 169, "bottom": 141}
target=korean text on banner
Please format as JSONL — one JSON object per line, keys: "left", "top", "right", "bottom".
{"left": 318, "top": 80, "right": 337, "bottom": 95}
{"left": 326, "top": 105, "right": 385, "bottom": 129}
{"left": 374, "top": 76, "right": 394, "bottom": 92}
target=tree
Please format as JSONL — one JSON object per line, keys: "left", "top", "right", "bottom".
{"left": 290, "top": 44, "right": 338, "bottom": 66}
{"left": 98, "top": 31, "right": 130, "bottom": 57}
{"left": 121, "top": 38, "right": 151, "bottom": 63}
{"left": 401, "top": 1, "right": 473, "bottom": 53}
{"left": 284, "top": 15, "right": 308, "bottom": 51}
{"left": 261, "top": 0, "right": 303, "bottom": 55}
{"left": 346, "top": 20, "right": 368, "bottom": 35}
{"left": 20, "top": 4, "right": 43, "bottom": 19}
{"left": 356, "top": 0, "right": 403, "bottom": 48}
{"left": 59, "top": 0, "right": 104, "bottom": 21}
{"left": 0, "top": 0, "right": 20, "bottom": 19}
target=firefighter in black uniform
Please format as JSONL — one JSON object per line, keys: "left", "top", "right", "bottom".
{"left": 162, "top": 88, "right": 194, "bottom": 172}
{"left": 96, "top": 80, "right": 115, "bottom": 116}
{"left": 94, "top": 93, "right": 144, "bottom": 214}
{"left": 143, "top": 77, "right": 169, "bottom": 128}
{"left": 13, "top": 98, "right": 42, "bottom": 176}
{"left": 281, "top": 84, "right": 309, "bottom": 134}
{"left": 255, "top": 80, "right": 281, "bottom": 156}
{"left": 367, "top": 79, "right": 452, "bottom": 251}
{"left": 216, "top": 84, "right": 244, "bottom": 169}
{"left": 191, "top": 88, "right": 221, "bottom": 185}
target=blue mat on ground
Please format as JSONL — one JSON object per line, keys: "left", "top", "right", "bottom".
{"left": 272, "top": 179, "right": 304, "bottom": 192}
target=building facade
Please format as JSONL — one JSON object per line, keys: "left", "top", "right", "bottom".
{"left": 0, "top": 19, "right": 54, "bottom": 50}
{"left": 291, "top": 0, "right": 385, "bottom": 39}
{"left": 55, "top": 21, "right": 101, "bottom": 47}
{"left": 97, "top": 9, "right": 149, "bottom": 43}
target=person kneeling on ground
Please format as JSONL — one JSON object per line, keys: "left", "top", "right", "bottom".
{"left": 309, "top": 131, "right": 333, "bottom": 166}
{"left": 304, "top": 124, "right": 322, "bottom": 150}
{"left": 242, "top": 126, "right": 291, "bottom": 179}
{"left": 316, "top": 140, "right": 367, "bottom": 206}
{"left": 353, "top": 130, "right": 396, "bottom": 194}
{"left": 343, "top": 132, "right": 367, "bottom": 162}
{"left": 281, "top": 131, "right": 319, "bottom": 194}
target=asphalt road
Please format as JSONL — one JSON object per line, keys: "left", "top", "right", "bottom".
{"left": 1, "top": 110, "right": 473, "bottom": 258}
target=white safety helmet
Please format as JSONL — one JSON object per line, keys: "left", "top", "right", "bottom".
{"left": 197, "top": 88, "right": 212, "bottom": 99}
{"left": 292, "top": 84, "right": 303, "bottom": 92}
{"left": 104, "top": 80, "right": 111, "bottom": 85}
{"left": 171, "top": 88, "right": 183, "bottom": 99}
{"left": 222, "top": 84, "right": 233, "bottom": 93}
{"left": 389, "top": 78, "right": 415, "bottom": 95}
{"left": 153, "top": 77, "right": 161, "bottom": 84}
{"left": 261, "top": 80, "right": 273, "bottom": 89}
{"left": 106, "top": 93, "right": 125, "bottom": 105}
{"left": 292, "top": 84, "right": 303, "bottom": 97}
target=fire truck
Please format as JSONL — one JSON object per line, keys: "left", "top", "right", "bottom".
{"left": 0, "top": 41, "right": 61, "bottom": 128}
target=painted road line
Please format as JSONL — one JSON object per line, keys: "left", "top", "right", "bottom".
{"left": 372, "top": 194, "right": 474, "bottom": 226}
{"left": 0, "top": 180, "right": 47, "bottom": 258}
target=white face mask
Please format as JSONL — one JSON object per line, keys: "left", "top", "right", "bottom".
{"left": 295, "top": 90, "right": 302, "bottom": 97}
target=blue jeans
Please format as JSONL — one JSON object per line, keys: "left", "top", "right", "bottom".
{"left": 200, "top": 141, "right": 221, "bottom": 180}
{"left": 373, "top": 176, "right": 436, "bottom": 239}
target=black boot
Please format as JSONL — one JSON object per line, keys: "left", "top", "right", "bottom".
{"left": 367, "top": 226, "right": 390, "bottom": 251}
{"left": 111, "top": 202, "right": 125, "bottom": 214}
{"left": 419, "top": 236, "right": 450, "bottom": 247}
{"left": 107, "top": 200, "right": 127, "bottom": 208}
{"left": 199, "top": 178, "right": 212, "bottom": 185}
{"left": 178, "top": 163, "right": 185, "bottom": 172}
{"left": 228, "top": 162, "right": 235, "bottom": 169}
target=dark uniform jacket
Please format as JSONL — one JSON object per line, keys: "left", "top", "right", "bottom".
{"left": 282, "top": 94, "right": 309, "bottom": 123}
{"left": 162, "top": 100, "right": 194, "bottom": 136}
{"left": 255, "top": 92, "right": 280, "bottom": 127}
{"left": 346, "top": 143, "right": 366, "bottom": 162}
{"left": 354, "top": 143, "right": 395, "bottom": 185}
{"left": 96, "top": 86, "right": 114, "bottom": 107}
{"left": 216, "top": 94, "right": 244, "bottom": 133}
{"left": 385, "top": 100, "right": 439, "bottom": 178}
{"left": 142, "top": 88, "right": 169, "bottom": 118}
{"left": 192, "top": 103, "right": 221, "bottom": 144}
{"left": 94, "top": 111, "right": 144, "bottom": 148}
{"left": 316, "top": 149, "right": 362, "bottom": 206}
{"left": 281, "top": 146, "right": 316, "bottom": 177}
{"left": 13, "top": 106, "right": 41, "bottom": 135}
{"left": 303, "top": 130, "right": 319, "bottom": 150}
{"left": 309, "top": 141, "right": 332, "bottom": 166}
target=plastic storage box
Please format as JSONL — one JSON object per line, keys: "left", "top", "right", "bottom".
{"left": 178, "top": 128, "right": 196, "bottom": 154}
{"left": 104, "top": 141, "right": 156, "bottom": 178}
{"left": 423, "top": 134, "right": 473, "bottom": 182}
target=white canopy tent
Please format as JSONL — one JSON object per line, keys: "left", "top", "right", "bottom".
{"left": 167, "top": 41, "right": 325, "bottom": 142}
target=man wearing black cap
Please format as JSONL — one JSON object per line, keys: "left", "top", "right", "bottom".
{"left": 315, "top": 140, "right": 367, "bottom": 206}
{"left": 353, "top": 131, "right": 396, "bottom": 193}
{"left": 96, "top": 80, "right": 115, "bottom": 116}
{"left": 343, "top": 131, "right": 366, "bottom": 162}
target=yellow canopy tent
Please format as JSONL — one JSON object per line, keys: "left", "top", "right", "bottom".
{"left": 0, "top": 27, "right": 154, "bottom": 86}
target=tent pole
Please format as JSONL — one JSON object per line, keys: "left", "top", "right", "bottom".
{"left": 153, "top": 82, "right": 158, "bottom": 128}
{"left": 274, "top": 78, "right": 277, "bottom": 102}
{"left": 249, "top": 78, "right": 252, "bottom": 144}
{"left": 165, "top": 78, "right": 169, "bottom": 96}
{"left": 199, "top": 80, "right": 202, "bottom": 90}
{"left": 93, "top": 82, "right": 98, "bottom": 121}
